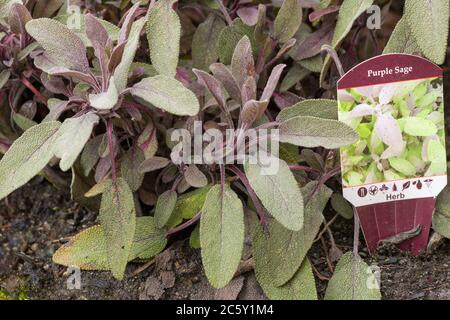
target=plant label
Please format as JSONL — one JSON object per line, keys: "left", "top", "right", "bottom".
{"left": 337, "top": 54, "right": 447, "bottom": 255}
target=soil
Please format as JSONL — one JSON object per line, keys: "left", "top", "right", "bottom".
{"left": 0, "top": 179, "right": 449, "bottom": 300}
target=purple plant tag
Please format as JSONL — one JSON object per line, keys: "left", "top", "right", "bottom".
{"left": 337, "top": 54, "right": 447, "bottom": 255}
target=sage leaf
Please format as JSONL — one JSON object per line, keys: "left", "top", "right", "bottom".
{"left": 260, "top": 64, "right": 286, "bottom": 102}
{"left": 89, "top": 77, "right": 119, "bottom": 110}
{"left": 147, "top": 0, "right": 180, "bottom": 77}
{"left": 184, "top": 165, "right": 208, "bottom": 188}
{"left": 277, "top": 99, "right": 338, "bottom": 122}
{"left": 114, "top": 17, "right": 146, "bottom": 93}
{"left": 273, "top": 0, "right": 303, "bottom": 43}
{"left": 264, "top": 182, "right": 331, "bottom": 286}
{"left": 0, "top": 0, "right": 21, "bottom": 19}
{"left": 404, "top": 0, "right": 449, "bottom": 64}
{"left": 210, "top": 63, "right": 241, "bottom": 103}
{"left": 53, "top": 217, "right": 167, "bottom": 270}
{"left": 245, "top": 157, "right": 304, "bottom": 231}
{"left": 320, "top": 0, "right": 374, "bottom": 85}
{"left": 331, "top": 193, "right": 353, "bottom": 220}
{"left": 26, "top": 18, "right": 90, "bottom": 73}
{"left": 200, "top": 184, "right": 244, "bottom": 288}
{"left": 120, "top": 149, "right": 145, "bottom": 192}
{"left": 252, "top": 218, "right": 318, "bottom": 300}
{"left": 80, "top": 135, "right": 102, "bottom": 176}
{"left": 231, "top": 36, "right": 255, "bottom": 89}
{"left": 168, "top": 186, "right": 212, "bottom": 228}
{"left": 383, "top": 17, "right": 421, "bottom": 55}
{"left": 155, "top": 190, "right": 178, "bottom": 228}
{"left": 131, "top": 216, "right": 167, "bottom": 260}
{"left": 52, "top": 225, "right": 110, "bottom": 270}
{"left": 0, "top": 121, "right": 61, "bottom": 200}
{"left": 192, "top": 14, "right": 226, "bottom": 71}
{"left": 189, "top": 224, "right": 201, "bottom": 249}
{"left": 0, "top": 70, "right": 11, "bottom": 90}
{"left": 218, "top": 18, "right": 254, "bottom": 65}
{"left": 99, "top": 178, "right": 136, "bottom": 280}
{"left": 53, "top": 113, "right": 99, "bottom": 172}
{"left": 325, "top": 252, "right": 381, "bottom": 300}
{"left": 139, "top": 156, "right": 170, "bottom": 173}
{"left": 279, "top": 116, "right": 358, "bottom": 149}
{"left": 131, "top": 75, "right": 200, "bottom": 116}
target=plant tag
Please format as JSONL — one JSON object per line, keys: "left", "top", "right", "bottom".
{"left": 337, "top": 54, "right": 447, "bottom": 255}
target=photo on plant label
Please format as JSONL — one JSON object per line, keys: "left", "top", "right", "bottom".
{"left": 338, "top": 77, "right": 446, "bottom": 188}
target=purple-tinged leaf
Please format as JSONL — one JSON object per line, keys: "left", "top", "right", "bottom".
{"left": 241, "top": 76, "right": 257, "bottom": 105}
{"left": 231, "top": 36, "right": 255, "bottom": 89}
{"left": 289, "top": 23, "right": 333, "bottom": 61}
{"left": 308, "top": 5, "right": 340, "bottom": 22}
{"left": 26, "top": 18, "right": 90, "bottom": 73}
{"left": 193, "top": 69, "right": 227, "bottom": 110}
{"left": 184, "top": 165, "right": 208, "bottom": 188}
{"left": 85, "top": 13, "right": 110, "bottom": 48}
{"left": 237, "top": 7, "right": 259, "bottom": 26}
{"left": 139, "top": 156, "right": 171, "bottom": 173}
{"left": 260, "top": 64, "right": 286, "bottom": 102}
{"left": 118, "top": 2, "right": 141, "bottom": 45}
{"left": 8, "top": 3, "right": 31, "bottom": 36}
{"left": 241, "top": 99, "right": 268, "bottom": 125}
{"left": 210, "top": 63, "right": 241, "bottom": 103}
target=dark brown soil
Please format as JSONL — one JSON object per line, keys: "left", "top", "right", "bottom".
{"left": 0, "top": 179, "right": 449, "bottom": 300}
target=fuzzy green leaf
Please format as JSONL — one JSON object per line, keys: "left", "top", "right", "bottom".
{"left": 331, "top": 193, "right": 353, "bottom": 220}
{"left": 155, "top": 190, "right": 178, "bottom": 228}
{"left": 200, "top": 184, "right": 244, "bottom": 288}
{"left": 131, "top": 75, "right": 200, "bottom": 116}
{"left": 273, "top": 0, "right": 302, "bottom": 43}
{"left": 252, "top": 217, "right": 318, "bottom": 300}
{"left": 189, "top": 224, "right": 201, "bottom": 249}
{"left": 404, "top": 0, "right": 449, "bottom": 64}
{"left": 231, "top": 36, "right": 255, "bottom": 89}
{"left": 277, "top": 99, "right": 338, "bottom": 122}
{"left": 383, "top": 17, "right": 421, "bottom": 55}
{"left": 279, "top": 116, "right": 358, "bottom": 149}
{"left": 114, "top": 17, "right": 146, "bottom": 93}
{"left": 325, "top": 252, "right": 381, "bottom": 300}
{"left": 192, "top": 14, "right": 226, "bottom": 71}
{"left": 80, "top": 135, "right": 102, "bottom": 176}
{"left": 120, "top": 149, "right": 145, "bottom": 192}
{"left": 26, "top": 18, "right": 90, "bottom": 73}
{"left": 218, "top": 18, "right": 254, "bottom": 65}
{"left": 53, "top": 113, "right": 99, "bottom": 172}
{"left": 99, "top": 178, "right": 136, "bottom": 280}
{"left": 53, "top": 217, "right": 167, "bottom": 270}
{"left": 0, "top": 121, "right": 61, "bottom": 200}
{"left": 320, "top": 0, "right": 373, "bottom": 85}
{"left": 261, "top": 182, "right": 331, "bottom": 286}
{"left": 0, "top": 70, "right": 11, "bottom": 90}
{"left": 146, "top": 0, "right": 180, "bottom": 77}
{"left": 245, "top": 157, "right": 304, "bottom": 231}
{"left": 89, "top": 77, "right": 119, "bottom": 110}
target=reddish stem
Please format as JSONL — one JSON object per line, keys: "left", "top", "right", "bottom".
{"left": 20, "top": 75, "right": 47, "bottom": 105}
{"left": 229, "top": 165, "right": 268, "bottom": 225}
{"left": 166, "top": 211, "right": 201, "bottom": 236}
